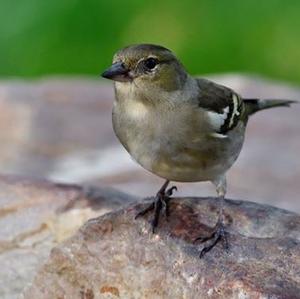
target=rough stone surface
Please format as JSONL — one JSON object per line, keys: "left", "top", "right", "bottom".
{"left": 0, "top": 76, "right": 299, "bottom": 212}
{"left": 0, "top": 176, "right": 135, "bottom": 299}
{"left": 23, "top": 196, "right": 300, "bottom": 299}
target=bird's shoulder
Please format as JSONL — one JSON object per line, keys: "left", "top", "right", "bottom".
{"left": 195, "top": 78, "right": 244, "bottom": 135}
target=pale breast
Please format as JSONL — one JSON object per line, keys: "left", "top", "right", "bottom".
{"left": 112, "top": 98, "right": 246, "bottom": 182}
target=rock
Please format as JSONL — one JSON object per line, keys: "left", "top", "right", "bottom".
{"left": 0, "top": 175, "right": 135, "bottom": 299}
{"left": 23, "top": 196, "right": 300, "bottom": 299}
{"left": 0, "top": 76, "right": 299, "bottom": 212}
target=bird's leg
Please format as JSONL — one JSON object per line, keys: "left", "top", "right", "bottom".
{"left": 135, "top": 180, "right": 177, "bottom": 232}
{"left": 195, "top": 176, "right": 229, "bottom": 258}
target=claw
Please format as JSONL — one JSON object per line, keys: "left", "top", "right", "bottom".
{"left": 195, "top": 221, "right": 229, "bottom": 258}
{"left": 193, "top": 233, "right": 216, "bottom": 244}
{"left": 151, "top": 196, "right": 163, "bottom": 232}
{"left": 135, "top": 182, "right": 178, "bottom": 232}
{"left": 166, "top": 186, "right": 177, "bottom": 197}
{"left": 199, "top": 233, "right": 222, "bottom": 258}
{"left": 135, "top": 202, "right": 155, "bottom": 219}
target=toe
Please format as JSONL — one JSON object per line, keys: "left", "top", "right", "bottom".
{"left": 135, "top": 202, "right": 155, "bottom": 219}
{"left": 165, "top": 186, "right": 177, "bottom": 197}
{"left": 196, "top": 221, "right": 230, "bottom": 258}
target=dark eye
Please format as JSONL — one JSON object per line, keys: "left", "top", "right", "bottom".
{"left": 144, "top": 57, "right": 158, "bottom": 70}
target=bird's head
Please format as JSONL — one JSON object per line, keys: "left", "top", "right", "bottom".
{"left": 101, "top": 44, "right": 188, "bottom": 94}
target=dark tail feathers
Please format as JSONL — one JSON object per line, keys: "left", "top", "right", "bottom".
{"left": 244, "top": 99, "right": 297, "bottom": 115}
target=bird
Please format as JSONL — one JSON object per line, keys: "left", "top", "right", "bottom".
{"left": 101, "top": 44, "right": 296, "bottom": 257}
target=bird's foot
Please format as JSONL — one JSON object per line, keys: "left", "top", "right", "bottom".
{"left": 135, "top": 186, "right": 177, "bottom": 233}
{"left": 194, "top": 219, "right": 229, "bottom": 258}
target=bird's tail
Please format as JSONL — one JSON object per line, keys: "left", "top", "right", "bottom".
{"left": 244, "top": 98, "right": 297, "bottom": 115}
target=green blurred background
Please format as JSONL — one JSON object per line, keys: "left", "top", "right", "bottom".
{"left": 1, "top": 0, "right": 300, "bottom": 83}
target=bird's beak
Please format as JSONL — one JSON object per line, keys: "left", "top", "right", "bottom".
{"left": 101, "top": 62, "right": 131, "bottom": 82}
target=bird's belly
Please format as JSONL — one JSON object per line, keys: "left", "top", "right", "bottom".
{"left": 113, "top": 105, "right": 245, "bottom": 182}
{"left": 137, "top": 142, "right": 239, "bottom": 182}
{"left": 121, "top": 131, "right": 244, "bottom": 182}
